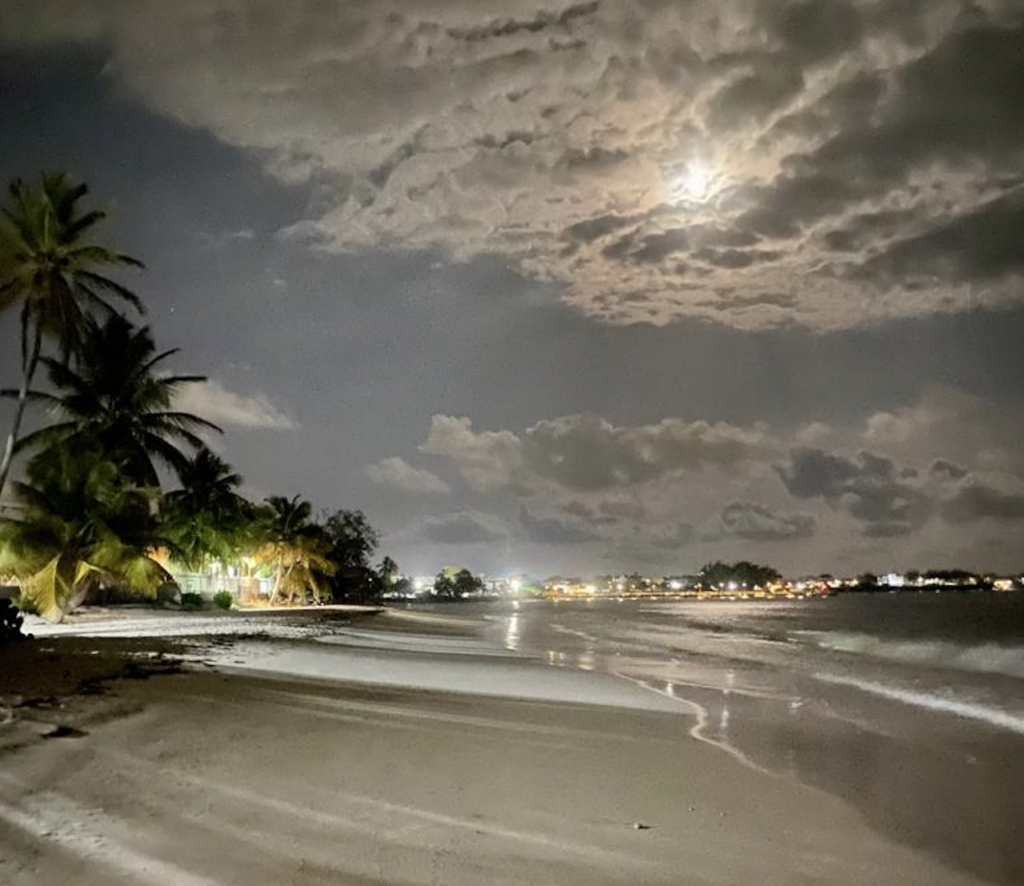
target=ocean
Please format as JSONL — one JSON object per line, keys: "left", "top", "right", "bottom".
{"left": 474, "top": 594, "right": 1024, "bottom": 886}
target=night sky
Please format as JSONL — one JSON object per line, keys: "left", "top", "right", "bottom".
{"left": 1, "top": 1, "right": 1023, "bottom": 577}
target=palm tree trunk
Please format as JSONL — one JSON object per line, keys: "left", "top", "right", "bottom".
{"left": 284, "top": 564, "right": 296, "bottom": 604}
{"left": 270, "top": 562, "right": 284, "bottom": 603}
{"left": 0, "top": 324, "right": 42, "bottom": 502}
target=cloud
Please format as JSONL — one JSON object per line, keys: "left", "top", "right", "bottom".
{"left": 174, "top": 379, "right": 295, "bottom": 430}
{"left": 390, "top": 384, "right": 1024, "bottom": 568}
{"left": 417, "top": 510, "right": 507, "bottom": 545}
{"left": 940, "top": 483, "right": 1024, "bottom": 523}
{"left": 929, "top": 459, "right": 968, "bottom": 481}
{"left": 365, "top": 457, "right": 450, "bottom": 494}
{"left": 420, "top": 415, "right": 530, "bottom": 494}
{"left": 518, "top": 505, "right": 600, "bottom": 545}
{"left": 6, "top": 1, "right": 1023, "bottom": 330}
{"left": 776, "top": 447, "right": 932, "bottom": 537}
{"left": 649, "top": 521, "right": 695, "bottom": 550}
{"left": 864, "top": 387, "right": 1024, "bottom": 474}
{"left": 716, "top": 501, "right": 816, "bottom": 542}
{"left": 423, "top": 412, "right": 765, "bottom": 495}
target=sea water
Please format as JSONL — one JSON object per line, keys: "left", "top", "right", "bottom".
{"left": 474, "top": 594, "right": 1024, "bottom": 886}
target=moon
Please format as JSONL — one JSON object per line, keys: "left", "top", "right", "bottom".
{"left": 673, "top": 163, "right": 716, "bottom": 203}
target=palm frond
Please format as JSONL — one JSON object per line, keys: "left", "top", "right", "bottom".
{"left": 0, "top": 388, "right": 61, "bottom": 406}
{"left": 12, "top": 422, "right": 78, "bottom": 454}
{"left": 153, "top": 411, "right": 223, "bottom": 434}
{"left": 76, "top": 271, "right": 144, "bottom": 313}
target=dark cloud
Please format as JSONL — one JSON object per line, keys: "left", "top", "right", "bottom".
{"left": 692, "top": 247, "right": 782, "bottom": 269}
{"left": 558, "top": 499, "right": 622, "bottom": 526}
{"left": 718, "top": 500, "right": 816, "bottom": 542}
{"left": 930, "top": 459, "right": 968, "bottom": 480}
{"left": 941, "top": 484, "right": 1024, "bottom": 523}
{"left": 424, "top": 413, "right": 764, "bottom": 495}
{"left": 856, "top": 190, "right": 1024, "bottom": 286}
{"left": 708, "top": 62, "right": 805, "bottom": 131}
{"left": 776, "top": 447, "right": 932, "bottom": 536}
{"left": 446, "top": 1, "right": 601, "bottom": 43}
{"left": 519, "top": 506, "right": 601, "bottom": 545}
{"left": 764, "top": 72, "right": 884, "bottom": 149}
{"left": 521, "top": 414, "right": 762, "bottom": 491}
{"left": 563, "top": 212, "right": 635, "bottom": 245}
{"left": 822, "top": 208, "right": 923, "bottom": 254}
{"left": 418, "top": 510, "right": 507, "bottom": 545}
{"left": 764, "top": 0, "right": 865, "bottom": 66}
{"left": 650, "top": 522, "right": 695, "bottom": 550}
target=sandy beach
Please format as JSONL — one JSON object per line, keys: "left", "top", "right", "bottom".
{"left": 0, "top": 606, "right": 1002, "bottom": 886}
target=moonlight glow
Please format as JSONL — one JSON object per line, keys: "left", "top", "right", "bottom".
{"left": 672, "top": 164, "right": 716, "bottom": 203}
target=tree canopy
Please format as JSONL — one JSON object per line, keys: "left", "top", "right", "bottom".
{"left": 0, "top": 172, "right": 143, "bottom": 497}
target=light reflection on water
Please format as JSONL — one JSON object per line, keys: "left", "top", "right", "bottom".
{"left": 474, "top": 597, "right": 1024, "bottom": 886}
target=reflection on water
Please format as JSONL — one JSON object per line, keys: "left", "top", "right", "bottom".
{"left": 475, "top": 597, "right": 1024, "bottom": 886}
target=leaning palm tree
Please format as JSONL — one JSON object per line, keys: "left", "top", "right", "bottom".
{"left": 253, "top": 495, "right": 336, "bottom": 604}
{"left": 163, "top": 448, "right": 252, "bottom": 571}
{"left": 7, "top": 313, "right": 220, "bottom": 487}
{"left": 0, "top": 173, "right": 143, "bottom": 497}
{"left": 0, "top": 447, "right": 173, "bottom": 622}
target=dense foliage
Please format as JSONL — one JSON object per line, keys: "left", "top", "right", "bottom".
{"left": 0, "top": 173, "right": 391, "bottom": 621}
{"left": 698, "top": 561, "right": 782, "bottom": 590}
{"left": 433, "top": 568, "right": 485, "bottom": 601}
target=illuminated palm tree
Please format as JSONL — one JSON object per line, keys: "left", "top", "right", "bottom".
{"left": 0, "top": 173, "right": 143, "bottom": 497}
{"left": 8, "top": 313, "right": 220, "bottom": 487}
{"left": 254, "top": 495, "right": 336, "bottom": 604}
{"left": 164, "top": 448, "right": 252, "bottom": 571}
{"left": 0, "top": 448, "right": 172, "bottom": 622}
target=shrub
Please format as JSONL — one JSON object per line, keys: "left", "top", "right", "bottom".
{"left": 212, "top": 590, "right": 233, "bottom": 611}
{"left": 13, "top": 591, "right": 39, "bottom": 616}
{"left": 180, "top": 591, "right": 205, "bottom": 611}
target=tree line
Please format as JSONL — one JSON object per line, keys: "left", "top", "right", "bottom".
{"left": 0, "top": 173, "right": 389, "bottom": 621}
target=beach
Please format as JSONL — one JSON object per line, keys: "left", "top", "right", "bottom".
{"left": 1, "top": 602, "right": 1018, "bottom": 885}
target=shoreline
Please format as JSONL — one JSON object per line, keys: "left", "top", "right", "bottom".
{"left": 0, "top": 666, "right": 988, "bottom": 886}
{"left": 0, "top": 607, "right": 1003, "bottom": 884}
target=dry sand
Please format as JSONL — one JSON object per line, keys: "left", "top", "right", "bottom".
{"left": 0, "top": 616, "right": 992, "bottom": 885}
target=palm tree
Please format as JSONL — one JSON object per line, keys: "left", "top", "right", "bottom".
{"left": 7, "top": 313, "right": 220, "bottom": 487}
{"left": 0, "top": 173, "right": 143, "bottom": 498}
{"left": 164, "top": 448, "right": 252, "bottom": 571}
{"left": 254, "top": 495, "right": 336, "bottom": 604}
{"left": 378, "top": 555, "right": 399, "bottom": 588}
{"left": 0, "top": 447, "right": 172, "bottom": 622}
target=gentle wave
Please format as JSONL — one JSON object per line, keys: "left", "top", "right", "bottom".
{"left": 814, "top": 673, "right": 1024, "bottom": 735}
{"left": 798, "top": 631, "right": 1024, "bottom": 680}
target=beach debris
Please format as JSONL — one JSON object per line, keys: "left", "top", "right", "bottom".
{"left": 42, "top": 725, "right": 88, "bottom": 739}
{"left": 632, "top": 822, "right": 652, "bottom": 830}
{"left": 15, "top": 696, "right": 60, "bottom": 710}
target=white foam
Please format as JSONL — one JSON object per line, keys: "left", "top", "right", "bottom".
{"left": 814, "top": 673, "right": 1024, "bottom": 735}
{"left": 315, "top": 628, "right": 522, "bottom": 657}
{"left": 801, "top": 631, "right": 1024, "bottom": 680}
{"left": 22, "top": 611, "right": 345, "bottom": 640}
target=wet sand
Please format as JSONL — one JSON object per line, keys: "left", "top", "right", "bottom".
{"left": 0, "top": 619, "right": 995, "bottom": 886}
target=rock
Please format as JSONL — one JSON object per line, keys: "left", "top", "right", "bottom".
{"left": 42, "top": 725, "right": 88, "bottom": 739}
